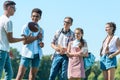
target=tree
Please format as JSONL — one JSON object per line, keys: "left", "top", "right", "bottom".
{"left": 10, "top": 47, "right": 21, "bottom": 78}
{"left": 115, "top": 58, "right": 120, "bottom": 80}
{"left": 36, "top": 55, "right": 52, "bottom": 80}
{"left": 91, "top": 61, "right": 101, "bottom": 80}
{"left": 97, "top": 73, "right": 104, "bottom": 80}
{"left": 88, "top": 72, "right": 95, "bottom": 80}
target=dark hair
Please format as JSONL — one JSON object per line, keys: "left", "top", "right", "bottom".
{"left": 64, "top": 16, "right": 73, "bottom": 24}
{"left": 75, "top": 28, "right": 85, "bottom": 48}
{"left": 31, "top": 8, "right": 42, "bottom": 17}
{"left": 3, "top": 1, "right": 16, "bottom": 10}
{"left": 106, "top": 22, "right": 116, "bottom": 35}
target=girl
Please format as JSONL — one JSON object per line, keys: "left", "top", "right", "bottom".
{"left": 67, "top": 28, "right": 88, "bottom": 80}
{"left": 100, "top": 22, "right": 120, "bottom": 80}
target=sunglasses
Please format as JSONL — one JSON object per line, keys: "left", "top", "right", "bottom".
{"left": 32, "top": 15, "right": 39, "bottom": 18}
{"left": 64, "top": 21, "right": 71, "bottom": 24}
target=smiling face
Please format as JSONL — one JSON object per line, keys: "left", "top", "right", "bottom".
{"left": 75, "top": 29, "right": 83, "bottom": 40}
{"left": 63, "top": 17, "right": 73, "bottom": 30}
{"left": 31, "top": 12, "right": 41, "bottom": 23}
{"left": 105, "top": 24, "right": 113, "bottom": 35}
{"left": 105, "top": 22, "right": 116, "bottom": 35}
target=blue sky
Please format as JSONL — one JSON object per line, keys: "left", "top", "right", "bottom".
{"left": 0, "top": 0, "right": 120, "bottom": 60}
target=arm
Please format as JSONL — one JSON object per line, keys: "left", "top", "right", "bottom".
{"left": 109, "top": 38, "right": 120, "bottom": 58}
{"left": 66, "top": 42, "right": 74, "bottom": 57}
{"left": 21, "top": 25, "right": 42, "bottom": 45}
{"left": 38, "top": 28, "right": 44, "bottom": 48}
{"left": 22, "top": 34, "right": 38, "bottom": 45}
{"left": 5, "top": 21, "right": 25, "bottom": 43}
{"left": 7, "top": 32, "right": 25, "bottom": 43}
{"left": 51, "top": 42, "right": 60, "bottom": 52}
{"left": 75, "top": 42, "right": 88, "bottom": 57}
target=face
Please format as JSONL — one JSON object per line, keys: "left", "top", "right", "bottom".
{"left": 105, "top": 24, "right": 113, "bottom": 34}
{"left": 63, "top": 18, "right": 72, "bottom": 30}
{"left": 31, "top": 12, "right": 41, "bottom": 23}
{"left": 75, "top": 29, "right": 83, "bottom": 40}
{"left": 8, "top": 5, "right": 16, "bottom": 16}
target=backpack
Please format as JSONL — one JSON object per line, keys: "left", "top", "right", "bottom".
{"left": 84, "top": 52, "right": 95, "bottom": 71}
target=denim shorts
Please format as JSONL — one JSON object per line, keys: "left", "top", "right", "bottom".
{"left": 20, "top": 54, "right": 40, "bottom": 68}
{"left": 100, "top": 53, "right": 117, "bottom": 70}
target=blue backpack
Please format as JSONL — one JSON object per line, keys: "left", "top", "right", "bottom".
{"left": 84, "top": 52, "right": 95, "bottom": 71}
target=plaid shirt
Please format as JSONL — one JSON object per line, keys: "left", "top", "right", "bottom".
{"left": 52, "top": 29, "right": 74, "bottom": 48}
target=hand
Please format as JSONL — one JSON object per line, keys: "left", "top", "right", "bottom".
{"left": 66, "top": 52, "right": 73, "bottom": 57}
{"left": 37, "top": 33, "right": 42, "bottom": 39}
{"left": 39, "top": 42, "right": 44, "bottom": 48}
{"left": 59, "top": 48, "right": 67, "bottom": 55}
{"left": 108, "top": 54, "right": 114, "bottom": 58}
{"left": 9, "top": 50, "right": 14, "bottom": 59}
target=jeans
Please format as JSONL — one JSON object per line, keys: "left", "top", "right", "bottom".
{"left": 0, "top": 50, "right": 13, "bottom": 80}
{"left": 49, "top": 53, "right": 68, "bottom": 80}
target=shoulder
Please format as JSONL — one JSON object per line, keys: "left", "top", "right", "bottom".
{"left": 114, "top": 35, "right": 119, "bottom": 38}
{"left": 1, "top": 15, "right": 10, "bottom": 23}
{"left": 113, "top": 35, "right": 119, "bottom": 41}
{"left": 55, "top": 29, "right": 62, "bottom": 35}
{"left": 21, "top": 23, "right": 29, "bottom": 31}
{"left": 23, "top": 23, "right": 28, "bottom": 29}
{"left": 68, "top": 41, "right": 73, "bottom": 45}
{"left": 69, "top": 29, "right": 74, "bottom": 34}
{"left": 38, "top": 24, "right": 43, "bottom": 30}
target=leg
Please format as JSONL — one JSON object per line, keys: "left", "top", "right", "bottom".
{"left": 4, "top": 53, "right": 13, "bottom": 80}
{"left": 60, "top": 55, "right": 68, "bottom": 80}
{"left": 29, "top": 55, "right": 40, "bottom": 80}
{"left": 69, "top": 78, "right": 75, "bottom": 80}
{"left": 0, "top": 51, "right": 7, "bottom": 79}
{"left": 49, "top": 54, "right": 62, "bottom": 80}
{"left": 108, "top": 68, "right": 115, "bottom": 80}
{"left": 16, "top": 65, "right": 26, "bottom": 80}
{"left": 16, "top": 56, "right": 30, "bottom": 80}
{"left": 76, "top": 78, "right": 82, "bottom": 80}
{"left": 102, "top": 70, "right": 108, "bottom": 80}
{"left": 29, "top": 68, "right": 38, "bottom": 80}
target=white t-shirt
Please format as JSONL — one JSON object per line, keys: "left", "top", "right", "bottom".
{"left": 0, "top": 15, "right": 12, "bottom": 52}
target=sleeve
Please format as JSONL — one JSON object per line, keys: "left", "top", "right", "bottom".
{"left": 42, "top": 28, "right": 44, "bottom": 41}
{"left": 4, "top": 20, "right": 13, "bottom": 33}
{"left": 70, "top": 31, "right": 75, "bottom": 41}
{"left": 21, "top": 24, "right": 30, "bottom": 37}
{"left": 51, "top": 30, "right": 60, "bottom": 44}
{"left": 39, "top": 27, "right": 44, "bottom": 41}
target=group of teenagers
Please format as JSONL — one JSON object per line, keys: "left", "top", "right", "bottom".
{"left": 0, "top": 1, "right": 120, "bottom": 80}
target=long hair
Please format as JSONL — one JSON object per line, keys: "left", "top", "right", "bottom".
{"left": 75, "top": 28, "right": 85, "bottom": 49}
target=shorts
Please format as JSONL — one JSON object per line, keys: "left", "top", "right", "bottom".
{"left": 20, "top": 54, "right": 40, "bottom": 68}
{"left": 100, "top": 53, "right": 117, "bottom": 70}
